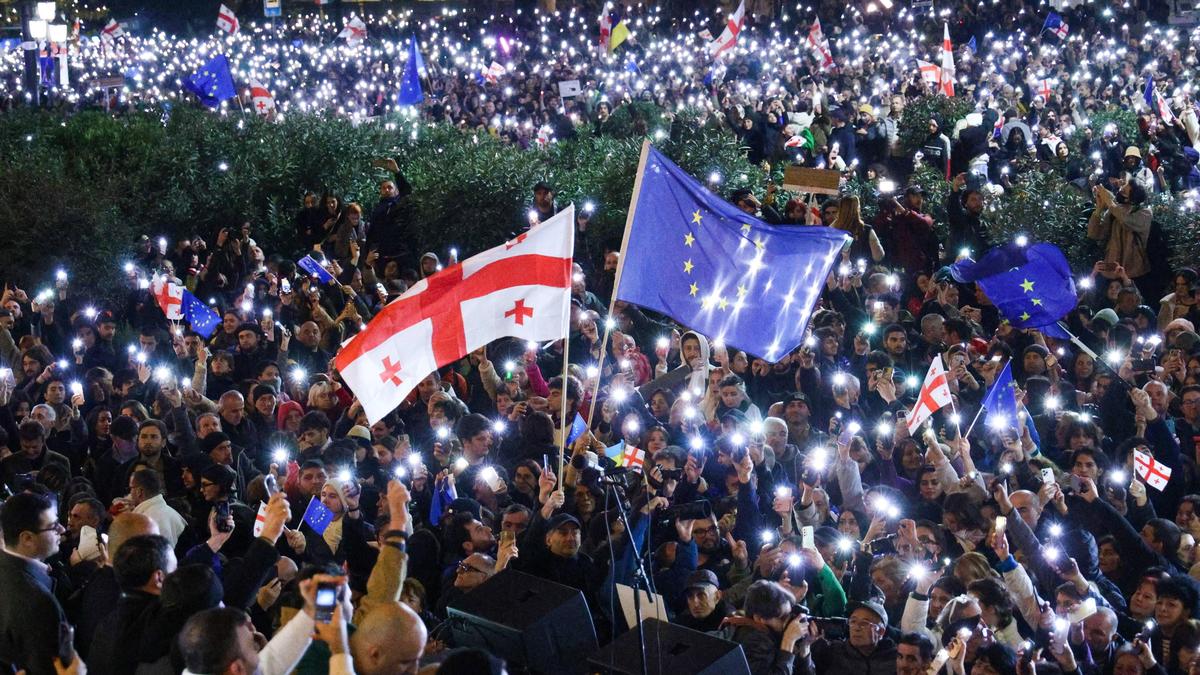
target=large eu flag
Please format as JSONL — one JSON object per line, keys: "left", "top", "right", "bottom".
{"left": 949, "top": 242, "right": 1077, "bottom": 332}
{"left": 183, "top": 54, "right": 237, "bottom": 109}
{"left": 616, "top": 145, "right": 849, "bottom": 361}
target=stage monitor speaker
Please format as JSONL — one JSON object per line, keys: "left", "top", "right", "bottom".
{"left": 585, "top": 618, "right": 751, "bottom": 675}
{"left": 447, "top": 568, "right": 598, "bottom": 674}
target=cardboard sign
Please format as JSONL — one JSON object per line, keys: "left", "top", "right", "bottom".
{"left": 782, "top": 166, "right": 841, "bottom": 195}
{"left": 557, "top": 79, "right": 582, "bottom": 98}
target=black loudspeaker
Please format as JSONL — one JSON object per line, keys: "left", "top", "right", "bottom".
{"left": 586, "top": 619, "right": 751, "bottom": 675}
{"left": 447, "top": 569, "right": 598, "bottom": 674}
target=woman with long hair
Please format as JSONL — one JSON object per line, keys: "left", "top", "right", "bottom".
{"left": 830, "top": 195, "right": 885, "bottom": 264}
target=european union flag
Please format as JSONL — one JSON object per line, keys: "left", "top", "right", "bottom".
{"left": 981, "top": 361, "right": 1018, "bottom": 430}
{"left": 1041, "top": 11, "right": 1068, "bottom": 39}
{"left": 183, "top": 54, "right": 237, "bottom": 109}
{"left": 181, "top": 289, "right": 220, "bottom": 338}
{"left": 428, "top": 476, "right": 456, "bottom": 525}
{"left": 616, "top": 145, "right": 849, "bottom": 361}
{"left": 298, "top": 255, "right": 335, "bottom": 284}
{"left": 302, "top": 496, "right": 335, "bottom": 535}
{"left": 566, "top": 413, "right": 587, "bottom": 445}
{"left": 949, "top": 242, "right": 1076, "bottom": 333}
{"left": 397, "top": 37, "right": 424, "bottom": 106}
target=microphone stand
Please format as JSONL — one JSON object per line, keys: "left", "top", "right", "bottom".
{"left": 604, "top": 479, "right": 650, "bottom": 675}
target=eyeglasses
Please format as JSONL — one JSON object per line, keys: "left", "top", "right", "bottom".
{"left": 456, "top": 562, "right": 488, "bottom": 575}
{"left": 32, "top": 521, "right": 64, "bottom": 534}
{"left": 849, "top": 617, "right": 881, "bottom": 628}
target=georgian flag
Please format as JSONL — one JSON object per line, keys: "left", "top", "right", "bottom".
{"left": 622, "top": 445, "right": 646, "bottom": 471}
{"left": 152, "top": 276, "right": 184, "bottom": 321}
{"left": 907, "top": 355, "right": 953, "bottom": 434}
{"left": 806, "top": 19, "right": 834, "bottom": 71}
{"left": 708, "top": 0, "right": 745, "bottom": 59}
{"left": 336, "top": 207, "right": 575, "bottom": 424}
{"left": 1035, "top": 78, "right": 1053, "bottom": 102}
{"left": 216, "top": 4, "right": 239, "bottom": 35}
{"left": 249, "top": 79, "right": 275, "bottom": 115}
{"left": 599, "top": 9, "right": 612, "bottom": 49}
{"left": 338, "top": 17, "right": 367, "bottom": 45}
{"left": 252, "top": 502, "right": 268, "bottom": 536}
{"left": 101, "top": 19, "right": 124, "bottom": 41}
{"left": 940, "top": 23, "right": 955, "bottom": 97}
{"left": 1134, "top": 449, "right": 1173, "bottom": 491}
{"left": 917, "top": 59, "right": 942, "bottom": 87}
{"left": 483, "top": 61, "right": 505, "bottom": 84}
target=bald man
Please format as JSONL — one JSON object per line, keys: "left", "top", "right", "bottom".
{"left": 72, "top": 513, "right": 158, "bottom": 658}
{"left": 1083, "top": 607, "right": 1122, "bottom": 666}
{"left": 1009, "top": 490, "right": 1042, "bottom": 530}
{"left": 350, "top": 602, "right": 427, "bottom": 675}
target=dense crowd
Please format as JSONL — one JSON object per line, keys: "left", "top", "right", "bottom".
{"left": 2, "top": 1, "right": 1200, "bottom": 675}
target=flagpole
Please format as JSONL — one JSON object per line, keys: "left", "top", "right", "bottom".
{"left": 557, "top": 335, "right": 571, "bottom": 488}
{"left": 963, "top": 357, "right": 1010, "bottom": 437}
{"left": 585, "top": 139, "right": 652, "bottom": 427}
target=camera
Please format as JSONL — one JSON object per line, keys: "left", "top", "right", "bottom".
{"left": 660, "top": 467, "right": 684, "bottom": 482}
{"left": 663, "top": 500, "right": 712, "bottom": 521}
{"left": 811, "top": 616, "right": 849, "bottom": 640}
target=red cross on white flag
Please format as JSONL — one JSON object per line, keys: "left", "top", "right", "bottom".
{"left": 336, "top": 207, "right": 576, "bottom": 424}
{"left": 940, "top": 23, "right": 955, "bottom": 97}
{"left": 249, "top": 79, "right": 275, "bottom": 115}
{"left": 622, "top": 445, "right": 646, "bottom": 471}
{"left": 101, "top": 19, "right": 124, "bottom": 41}
{"left": 252, "top": 502, "right": 268, "bottom": 537}
{"left": 708, "top": 0, "right": 745, "bottom": 59}
{"left": 1134, "top": 449, "right": 1173, "bottom": 491}
{"left": 916, "top": 59, "right": 942, "bottom": 88}
{"left": 338, "top": 17, "right": 367, "bottom": 45}
{"left": 806, "top": 19, "right": 834, "bottom": 71}
{"left": 152, "top": 276, "right": 184, "bottom": 321}
{"left": 907, "top": 355, "right": 953, "bottom": 434}
{"left": 216, "top": 4, "right": 239, "bottom": 35}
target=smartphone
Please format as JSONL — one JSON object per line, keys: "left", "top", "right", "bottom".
{"left": 314, "top": 582, "right": 338, "bottom": 623}
{"left": 499, "top": 529, "right": 516, "bottom": 549}
{"left": 1069, "top": 474, "right": 1084, "bottom": 493}
{"left": 280, "top": 278, "right": 292, "bottom": 294}
{"left": 1132, "top": 358, "right": 1155, "bottom": 373}
{"left": 1067, "top": 597, "right": 1097, "bottom": 624}
{"left": 264, "top": 474, "right": 279, "bottom": 498}
{"left": 1041, "top": 468, "right": 1055, "bottom": 485}
{"left": 801, "top": 525, "right": 815, "bottom": 550}
{"left": 215, "top": 501, "right": 232, "bottom": 533}
{"left": 995, "top": 515, "right": 1007, "bottom": 535}
{"left": 58, "top": 622, "right": 74, "bottom": 667}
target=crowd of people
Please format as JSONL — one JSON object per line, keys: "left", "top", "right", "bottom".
{"left": 2, "top": 1, "right": 1200, "bottom": 675}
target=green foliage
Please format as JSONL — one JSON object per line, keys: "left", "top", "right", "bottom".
{"left": 0, "top": 107, "right": 762, "bottom": 301}
{"left": 1076, "top": 108, "right": 1140, "bottom": 150}
{"left": 980, "top": 168, "right": 1100, "bottom": 267}
{"left": 897, "top": 95, "right": 975, "bottom": 157}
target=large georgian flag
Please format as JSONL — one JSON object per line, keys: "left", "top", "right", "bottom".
{"left": 337, "top": 207, "right": 575, "bottom": 423}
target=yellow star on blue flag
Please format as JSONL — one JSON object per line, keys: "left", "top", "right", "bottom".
{"left": 615, "top": 145, "right": 850, "bottom": 361}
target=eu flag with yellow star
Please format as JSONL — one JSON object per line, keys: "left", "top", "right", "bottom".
{"left": 949, "top": 242, "right": 1077, "bottom": 332}
{"left": 615, "top": 145, "right": 850, "bottom": 361}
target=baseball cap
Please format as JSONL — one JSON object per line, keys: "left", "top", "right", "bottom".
{"left": 532, "top": 180, "right": 554, "bottom": 193}
{"left": 848, "top": 599, "right": 889, "bottom": 626}
{"left": 782, "top": 391, "right": 809, "bottom": 406}
{"left": 685, "top": 569, "right": 720, "bottom": 590}
{"left": 446, "top": 498, "right": 483, "bottom": 520}
{"left": 546, "top": 513, "right": 582, "bottom": 531}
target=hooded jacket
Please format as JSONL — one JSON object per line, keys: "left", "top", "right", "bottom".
{"left": 639, "top": 330, "right": 712, "bottom": 398}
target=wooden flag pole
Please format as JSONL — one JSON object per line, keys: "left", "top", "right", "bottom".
{"left": 585, "top": 139, "right": 652, "bottom": 427}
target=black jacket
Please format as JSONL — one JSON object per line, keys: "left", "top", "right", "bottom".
{"left": 0, "top": 552, "right": 66, "bottom": 675}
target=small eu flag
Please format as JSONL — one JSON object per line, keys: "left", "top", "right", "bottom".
{"left": 615, "top": 144, "right": 849, "bottom": 361}
{"left": 981, "top": 361, "right": 1018, "bottom": 430}
{"left": 566, "top": 412, "right": 587, "bottom": 445}
{"left": 298, "top": 255, "right": 336, "bottom": 284}
{"left": 302, "top": 496, "right": 335, "bottom": 535}
{"left": 949, "top": 242, "right": 1076, "bottom": 333}
{"left": 183, "top": 54, "right": 237, "bottom": 109}
{"left": 181, "top": 289, "right": 221, "bottom": 338}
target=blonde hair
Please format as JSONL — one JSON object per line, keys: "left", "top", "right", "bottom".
{"left": 953, "top": 552, "right": 1001, "bottom": 585}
